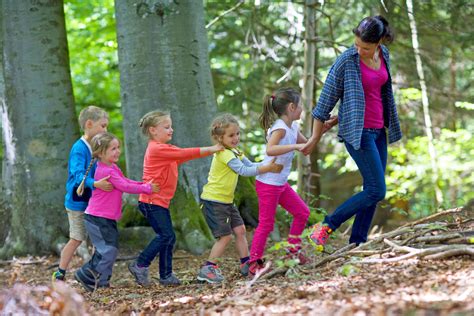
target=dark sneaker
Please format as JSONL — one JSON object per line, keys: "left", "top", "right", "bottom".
{"left": 285, "top": 246, "right": 310, "bottom": 265}
{"left": 160, "top": 273, "right": 181, "bottom": 286}
{"left": 74, "top": 268, "right": 99, "bottom": 292}
{"left": 52, "top": 271, "right": 65, "bottom": 282}
{"left": 309, "top": 223, "right": 333, "bottom": 251}
{"left": 240, "top": 261, "right": 250, "bottom": 276}
{"left": 248, "top": 259, "right": 271, "bottom": 278}
{"left": 128, "top": 261, "right": 151, "bottom": 286}
{"left": 197, "top": 264, "right": 224, "bottom": 284}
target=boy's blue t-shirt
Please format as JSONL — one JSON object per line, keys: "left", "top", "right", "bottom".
{"left": 64, "top": 137, "right": 96, "bottom": 211}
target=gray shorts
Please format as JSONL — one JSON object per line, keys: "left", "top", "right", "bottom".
{"left": 200, "top": 200, "right": 244, "bottom": 238}
{"left": 66, "top": 209, "right": 87, "bottom": 241}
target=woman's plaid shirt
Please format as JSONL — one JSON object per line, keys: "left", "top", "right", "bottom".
{"left": 311, "top": 45, "right": 402, "bottom": 150}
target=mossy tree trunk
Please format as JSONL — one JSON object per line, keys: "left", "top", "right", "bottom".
{"left": 115, "top": 0, "right": 219, "bottom": 253}
{"left": 0, "top": 0, "right": 78, "bottom": 258}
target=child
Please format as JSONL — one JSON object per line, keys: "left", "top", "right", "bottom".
{"left": 128, "top": 110, "right": 223, "bottom": 286}
{"left": 74, "top": 132, "right": 159, "bottom": 292}
{"left": 53, "top": 106, "right": 112, "bottom": 281}
{"left": 197, "top": 113, "right": 283, "bottom": 284}
{"left": 248, "top": 87, "right": 311, "bottom": 276}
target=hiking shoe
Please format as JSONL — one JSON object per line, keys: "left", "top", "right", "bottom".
{"left": 74, "top": 268, "right": 99, "bottom": 292}
{"left": 240, "top": 261, "right": 250, "bottom": 276}
{"left": 285, "top": 247, "right": 310, "bottom": 265}
{"left": 128, "top": 261, "right": 151, "bottom": 286}
{"left": 309, "top": 223, "right": 333, "bottom": 250}
{"left": 197, "top": 264, "right": 224, "bottom": 284}
{"left": 248, "top": 259, "right": 271, "bottom": 278}
{"left": 52, "top": 271, "right": 65, "bottom": 282}
{"left": 160, "top": 273, "right": 181, "bottom": 286}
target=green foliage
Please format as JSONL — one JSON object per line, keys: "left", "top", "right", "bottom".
{"left": 386, "top": 128, "right": 474, "bottom": 217}
{"left": 338, "top": 264, "right": 359, "bottom": 277}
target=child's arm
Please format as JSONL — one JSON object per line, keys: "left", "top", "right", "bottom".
{"left": 301, "top": 115, "right": 338, "bottom": 155}
{"left": 297, "top": 131, "right": 308, "bottom": 144}
{"left": 108, "top": 167, "right": 157, "bottom": 195}
{"left": 177, "top": 143, "right": 224, "bottom": 164}
{"left": 227, "top": 156, "right": 283, "bottom": 176}
{"left": 266, "top": 129, "right": 302, "bottom": 156}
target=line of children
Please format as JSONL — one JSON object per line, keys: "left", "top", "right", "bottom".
{"left": 64, "top": 87, "right": 324, "bottom": 290}
{"left": 197, "top": 113, "right": 283, "bottom": 284}
{"left": 74, "top": 132, "right": 159, "bottom": 291}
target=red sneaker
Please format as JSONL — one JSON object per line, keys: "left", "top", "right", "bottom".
{"left": 309, "top": 223, "right": 332, "bottom": 250}
{"left": 248, "top": 259, "right": 271, "bottom": 278}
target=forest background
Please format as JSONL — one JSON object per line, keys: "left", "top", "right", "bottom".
{"left": 0, "top": 0, "right": 472, "bottom": 258}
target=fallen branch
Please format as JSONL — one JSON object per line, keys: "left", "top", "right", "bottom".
{"left": 401, "top": 207, "right": 463, "bottom": 228}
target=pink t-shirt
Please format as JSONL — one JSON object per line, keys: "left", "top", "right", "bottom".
{"left": 360, "top": 54, "right": 388, "bottom": 128}
{"left": 86, "top": 161, "right": 152, "bottom": 221}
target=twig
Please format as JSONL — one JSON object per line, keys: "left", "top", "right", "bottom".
{"left": 401, "top": 207, "right": 463, "bottom": 228}
{"left": 245, "top": 261, "right": 271, "bottom": 289}
{"left": 412, "top": 232, "right": 462, "bottom": 243}
{"left": 206, "top": 0, "right": 244, "bottom": 29}
{"left": 424, "top": 248, "right": 474, "bottom": 260}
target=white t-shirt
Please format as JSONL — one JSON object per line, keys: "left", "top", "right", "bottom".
{"left": 256, "top": 119, "right": 299, "bottom": 186}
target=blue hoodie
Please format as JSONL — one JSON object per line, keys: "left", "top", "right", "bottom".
{"left": 64, "top": 137, "right": 97, "bottom": 211}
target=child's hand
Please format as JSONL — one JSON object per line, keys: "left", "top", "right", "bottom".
{"left": 322, "top": 115, "right": 338, "bottom": 133}
{"left": 150, "top": 183, "right": 160, "bottom": 193}
{"left": 211, "top": 143, "right": 225, "bottom": 153}
{"left": 94, "top": 175, "right": 113, "bottom": 191}
{"left": 294, "top": 143, "right": 306, "bottom": 152}
{"left": 267, "top": 158, "right": 283, "bottom": 173}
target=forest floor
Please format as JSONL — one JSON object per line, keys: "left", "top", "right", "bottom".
{"left": 1, "top": 210, "right": 473, "bottom": 315}
{"left": 0, "top": 209, "right": 474, "bottom": 316}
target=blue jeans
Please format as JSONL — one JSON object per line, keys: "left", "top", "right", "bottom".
{"left": 136, "top": 202, "right": 176, "bottom": 279}
{"left": 325, "top": 128, "right": 387, "bottom": 244}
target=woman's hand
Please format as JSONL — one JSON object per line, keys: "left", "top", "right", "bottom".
{"left": 322, "top": 115, "right": 338, "bottom": 133}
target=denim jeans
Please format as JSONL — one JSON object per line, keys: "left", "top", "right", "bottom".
{"left": 325, "top": 128, "right": 387, "bottom": 244}
{"left": 136, "top": 202, "right": 176, "bottom": 279}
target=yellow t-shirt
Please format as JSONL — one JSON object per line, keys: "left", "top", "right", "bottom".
{"left": 201, "top": 148, "right": 244, "bottom": 204}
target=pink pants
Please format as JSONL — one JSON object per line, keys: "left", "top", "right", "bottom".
{"left": 250, "top": 180, "right": 310, "bottom": 262}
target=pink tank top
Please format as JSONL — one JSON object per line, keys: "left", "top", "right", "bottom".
{"left": 360, "top": 54, "right": 388, "bottom": 128}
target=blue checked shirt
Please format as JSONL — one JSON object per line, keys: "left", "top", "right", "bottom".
{"left": 312, "top": 45, "right": 402, "bottom": 150}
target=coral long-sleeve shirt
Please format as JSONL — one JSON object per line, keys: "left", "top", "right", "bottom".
{"left": 139, "top": 141, "right": 208, "bottom": 208}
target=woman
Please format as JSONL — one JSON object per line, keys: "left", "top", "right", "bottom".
{"left": 302, "top": 16, "right": 402, "bottom": 246}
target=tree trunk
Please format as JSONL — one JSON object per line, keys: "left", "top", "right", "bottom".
{"left": 0, "top": 0, "right": 78, "bottom": 258}
{"left": 297, "top": 0, "right": 320, "bottom": 202}
{"left": 115, "top": 0, "right": 217, "bottom": 253}
{"left": 406, "top": 0, "right": 443, "bottom": 206}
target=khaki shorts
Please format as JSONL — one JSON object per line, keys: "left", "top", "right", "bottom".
{"left": 66, "top": 209, "right": 87, "bottom": 241}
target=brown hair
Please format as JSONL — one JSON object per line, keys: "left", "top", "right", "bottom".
{"left": 138, "top": 110, "right": 170, "bottom": 138}
{"left": 259, "top": 87, "right": 301, "bottom": 132}
{"left": 352, "top": 15, "right": 394, "bottom": 44}
{"left": 78, "top": 105, "right": 109, "bottom": 131}
{"left": 210, "top": 113, "right": 239, "bottom": 144}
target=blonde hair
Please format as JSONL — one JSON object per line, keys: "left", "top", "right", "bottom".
{"left": 139, "top": 110, "right": 170, "bottom": 138}
{"left": 210, "top": 113, "right": 239, "bottom": 144}
{"left": 78, "top": 105, "right": 109, "bottom": 130}
{"left": 91, "top": 132, "right": 119, "bottom": 159}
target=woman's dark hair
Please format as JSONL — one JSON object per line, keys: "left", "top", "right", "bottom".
{"left": 352, "top": 15, "right": 394, "bottom": 44}
{"left": 259, "top": 87, "right": 301, "bottom": 132}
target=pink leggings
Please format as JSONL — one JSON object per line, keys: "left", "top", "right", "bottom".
{"left": 250, "top": 180, "right": 310, "bottom": 262}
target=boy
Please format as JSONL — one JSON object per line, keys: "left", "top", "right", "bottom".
{"left": 52, "top": 106, "right": 112, "bottom": 281}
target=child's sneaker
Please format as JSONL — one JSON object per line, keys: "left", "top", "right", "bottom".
{"left": 309, "top": 223, "right": 332, "bottom": 250}
{"left": 52, "top": 270, "right": 65, "bottom": 282}
{"left": 128, "top": 261, "right": 151, "bottom": 286}
{"left": 248, "top": 259, "right": 271, "bottom": 278}
{"left": 197, "top": 264, "right": 224, "bottom": 284}
{"left": 285, "top": 247, "right": 310, "bottom": 265}
{"left": 74, "top": 267, "right": 99, "bottom": 292}
{"left": 160, "top": 273, "right": 181, "bottom": 286}
{"left": 240, "top": 261, "right": 250, "bottom": 276}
